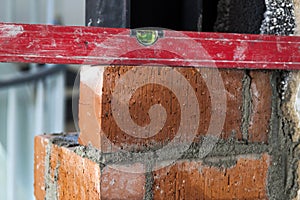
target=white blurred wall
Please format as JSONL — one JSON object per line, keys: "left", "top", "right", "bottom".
{"left": 0, "top": 1, "right": 85, "bottom": 200}
{"left": 0, "top": 0, "right": 85, "bottom": 25}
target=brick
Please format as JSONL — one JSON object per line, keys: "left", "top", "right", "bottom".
{"left": 101, "top": 164, "right": 146, "bottom": 200}
{"left": 153, "top": 154, "right": 270, "bottom": 200}
{"left": 56, "top": 146, "right": 101, "bottom": 199}
{"left": 34, "top": 134, "right": 146, "bottom": 200}
{"left": 220, "top": 69, "right": 244, "bottom": 140}
{"left": 79, "top": 66, "right": 245, "bottom": 152}
{"left": 248, "top": 71, "right": 272, "bottom": 143}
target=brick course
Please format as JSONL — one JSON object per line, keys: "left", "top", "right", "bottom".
{"left": 79, "top": 66, "right": 272, "bottom": 152}
{"left": 35, "top": 134, "right": 272, "bottom": 200}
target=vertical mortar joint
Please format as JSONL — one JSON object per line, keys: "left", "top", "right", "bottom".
{"left": 241, "top": 70, "right": 252, "bottom": 142}
{"left": 144, "top": 162, "right": 154, "bottom": 200}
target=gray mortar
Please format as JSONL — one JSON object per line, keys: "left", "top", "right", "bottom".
{"left": 266, "top": 72, "right": 287, "bottom": 199}
{"left": 184, "top": 139, "right": 269, "bottom": 160}
{"left": 144, "top": 162, "right": 154, "bottom": 200}
{"left": 241, "top": 70, "right": 252, "bottom": 141}
{"left": 50, "top": 133, "right": 79, "bottom": 147}
{"left": 44, "top": 141, "right": 59, "bottom": 200}
{"left": 202, "top": 156, "right": 237, "bottom": 168}
{"left": 69, "top": 137, "right": 268, "bottom": 168}
{"left": 266, "top": 71, "right": 300, "bottom": 199}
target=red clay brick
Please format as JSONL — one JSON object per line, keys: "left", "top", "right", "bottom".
{"left": 34, "top": 134, "right": 146, "bottom": 200}
{"left": 79, "top": 66, "right": 245, "bottom": 152}
{"left": 56, "top": 146, "right": 101, "bottom": 200}
{"left": 248, "top": 71, "right": 272, "bottom": 143}
{"left": 220, "top": 69, "right": 244, "bottom": 140}
{"left": 153, "top": 154, "right": 270, "bottom": 200}
{"left": 101, "top": 164, "right": 146, "bottom": 200}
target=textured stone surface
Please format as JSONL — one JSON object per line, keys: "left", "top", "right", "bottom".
{"left": 282, "top": 71, "right": 300, "bottom": 142}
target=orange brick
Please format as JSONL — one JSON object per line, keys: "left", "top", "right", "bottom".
{"left": 56, "top": 146, "right": 101, "bottom": 199}
{"left": 101, "top": 164, "right": 146, "bottom": 200}
{"left": 153, "top": 154, "right": 270, "bottom": 200}
{"left": 34, "top": 134, "right": 146, "bottom": 200}
{"left": 34, "top": 135, "right": 49, "bottom": 200}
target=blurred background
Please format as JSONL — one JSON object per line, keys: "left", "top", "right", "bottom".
{"left": 0, "top": 0, "right": 84, "bottom": 199}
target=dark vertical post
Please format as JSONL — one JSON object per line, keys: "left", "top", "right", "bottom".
{"left": 131, "top": 0, "right": 202, "bottom": 31}
{"left": 130, "top": 0, "right": 182, "bottom": 30}
{"left": 201, "top": 0, "right": 219, "bottom": 32}
{"left": 181, "top": 0, "right": 203, "bottom": 31}
{"left": 86, "top": 0, "right": 130, "bottom": 28}
{"left": 86, "top": 0, "right": 203, "bottom": 31}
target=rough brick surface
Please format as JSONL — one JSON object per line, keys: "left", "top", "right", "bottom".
{"left": 34, "top": 134, "right": 146, "bottom": 200}
{"left": 56, "top": 146, "right": 101, "bottom": 199}
{"left": 248, "top": 71, "right": 272, "bottom": 143}
{"left": 219, "top": 69, "right": 244, "bottom": 140}
{"left": 101, "top": 164, "right": 146, "bottom": 200}
{"left": 153, "top": 154, "right": 270, "bottom": 200}
{"left": 79, "top": 66, "right": 249, "bottom": 152}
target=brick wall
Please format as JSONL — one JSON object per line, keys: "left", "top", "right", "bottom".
{"left": 34, "top": 65, "right": 300, "bottom": 199}
{"left": 35, "top": 134, "right": 271, "bottom": 199}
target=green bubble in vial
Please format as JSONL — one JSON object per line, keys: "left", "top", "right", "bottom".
{"left": 136, "top": 30, "right": 158, "bottom": 46}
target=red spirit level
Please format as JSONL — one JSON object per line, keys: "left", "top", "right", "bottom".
{"left": 0, "top": 22, "right": 300, "bottom": 69}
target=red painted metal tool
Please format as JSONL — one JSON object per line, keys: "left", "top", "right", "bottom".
{"left": 0, "top": 23, "right": 300, "bottom": 69}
